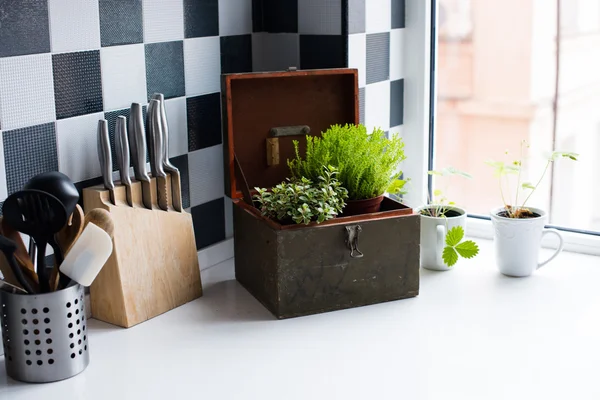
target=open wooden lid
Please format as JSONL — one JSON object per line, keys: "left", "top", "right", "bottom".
{"left": 221, "top": 68, "right": 359, "bottom": 199}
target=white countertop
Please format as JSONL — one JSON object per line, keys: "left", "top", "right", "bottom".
{"left": 2, "top": 239, "right": 600, "bottom": 400}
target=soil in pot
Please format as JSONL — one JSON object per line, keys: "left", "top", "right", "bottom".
{"left": 497, "top": 207, "right": 540, "bottom": 219}
{"left": 341, "top": 195, "right": 385, "bottom": 217}
{"left": 420, "top": 208, "right": 462, "bottom": 218}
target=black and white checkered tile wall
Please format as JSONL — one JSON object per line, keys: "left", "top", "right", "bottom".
{"left": 0, "top": 0, "right": 405, "bottom": 254}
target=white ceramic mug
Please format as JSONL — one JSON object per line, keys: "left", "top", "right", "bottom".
{"left": 491, "top": 207, "right": 564, "bottom": 277}
{"left": 418, "top": 206, "right": 467, "bottom": 271}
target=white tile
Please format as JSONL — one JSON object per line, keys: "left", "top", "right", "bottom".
{"left": 184, "top": 37, "right": 221, "bottom": 97}
{"left": 298, "top": 0, "right": 342, "bottom": 35}
{"left": 188, "top": 145, "right": 224, "bottom": 207}
{"left": 390, "top": 28, "right": 404, "bottom": 80}
{"left": 389, "top": 124, "right": 404, "bottom": 138}
{"left": 143, "top": 0, "right": 184, "bottom": 43}
{"left": 252, "top": 33, "right": 299, "bottom": 72}
{"left": 366, "top": 0, "right": 392, "bottom": 33}
{"left": 218, "top": 0, "right": 252, "bottom": 36}
{"left": 101, "top": 44, "right": 148, "bottom": 111}
{"left": 48, "top": 0, "right": 101, "bottom": 52}
{"left": 164, "top": 97, "right": 188, "bottom": 158}
{"left": 348, "top": 34, "right": 366, "bottom": 88}
{"left": 365, "top": 81, "right": 391, "bottom": 132}
{"left": 0, "top": 131, "right": 7, "bottom": 200}
{"left": 56, "top": 112, "right": 104, "bottom": 183}
{"left": 0, "top": 54, "right": 55, "bottom": 130}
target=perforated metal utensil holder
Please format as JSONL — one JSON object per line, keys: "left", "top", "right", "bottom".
{"left": 1, "top": 283, "right": 90, "bottom": 383}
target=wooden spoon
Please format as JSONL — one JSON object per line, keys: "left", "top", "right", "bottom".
{"left": 85, "top": 208, "right": 115, "bottom": 238}
{"left": 51, "top": 204, "right": 85, "bottom": 290}
{"left": 0, "top": 217, "right": 39, "bottom": 292}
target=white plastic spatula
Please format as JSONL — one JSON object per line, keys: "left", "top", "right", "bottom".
{"left": 59, "top": 222, "right": 113, "bottom": 287}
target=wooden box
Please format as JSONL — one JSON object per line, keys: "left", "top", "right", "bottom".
{"left": 222, "top": 68, "right": 420, "bottom": 319}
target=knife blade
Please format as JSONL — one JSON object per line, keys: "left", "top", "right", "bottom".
{"left": 128, "top": 103, "right": 153, "bottom": 210}
{"left": 151, "top": 93, "right": 183, "bottom": 212}
{"left": 97, "top": 119, "right": 116, "bottom": 205}
{"left": 146, "top": 99, "right": 169, "bottom": 211}
{"left": 115, "top": 116, "right": 133, "bottom": 207}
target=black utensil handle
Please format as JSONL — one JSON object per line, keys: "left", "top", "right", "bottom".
{"left": 36, "top": 241, "right": 49, "bottom": 293}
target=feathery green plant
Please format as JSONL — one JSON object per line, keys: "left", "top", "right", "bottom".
{"left": 287, "top": 124, "right": 407, "bottom": 200}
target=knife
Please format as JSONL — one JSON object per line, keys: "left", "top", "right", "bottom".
{"left": 115, "top": 116, "right": 133, "bottom": 207}
{"left": 97, "top": 119, "right": 116, "bottom": 205}
{"left": 146, "top": 99, "right": 169, "bottom": 211}
{"left": 128, "top": 103, "right": 153, "bottom": 210}
{"left": 151, "top": 93, "right": 183, "bottom": 212}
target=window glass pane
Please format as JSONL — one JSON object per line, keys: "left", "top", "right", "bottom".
{"left": 434, "top": 0, "right": 600, "bottom": 231}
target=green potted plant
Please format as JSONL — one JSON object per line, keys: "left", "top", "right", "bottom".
{"left": 418, "top": 167, "right": 479, "bottom": 270}
{"left": 486, "top": 140, "right": 578, "bottom": 277}
{"left": 253, "top": 166, "right": 348, "bottom": 225}
{"left": 288, "top": 123, "right": 407, "bottom": 216}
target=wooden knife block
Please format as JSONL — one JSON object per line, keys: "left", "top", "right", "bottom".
{"left": 83, "top": 177, "right": 202, "bottom": 328}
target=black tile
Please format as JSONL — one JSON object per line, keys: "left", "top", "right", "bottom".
{"left": 300, "top": 35, "right": 346, "bottom": 69}
{"left": 105, "top": 106, "right": 148, "bottom": 171}
{"left": 390, "top": 79, "right": 404, "bottom": 127}
{"left": 99, "top": 0, "right": 143, "bottom": 46}
{"left": 2, "top": 123, "right": 58, "bottom": 195}
{"left": 391, "top": 0, "right": 406, "bottom": 29}
{"left": 191, "top": 198, "right": 226, "bottom": 250}
{"left": 184, "top": 0, "right": 219, "bottom": 38}
{"left": 253, "top": 0, "right": 298, "bottom": 33}
{"left": 187, "top": 93, "right": 222, "bottom": 152}
{"left": 0, "top": 0, "right": 50, "bottom": 57}
{"left": 220, "top": 35, "right": 252, "bottom": 74}
{"left": 169, "top": 154, "right": 190, "bottom": 209}
{"left": 359, "top": 87, "right": 365, "bottom": 125}
{"left": 145, "top": 41, "right": 185, "bottom": 100}
{"left": 53, "top": 51, "right": 103, "bottom": 119}
{"left": 366, "top": 32, "right": 390, "bottom": 84}
{"left": 348, "top": 0, "right": 365, "bottom": 34}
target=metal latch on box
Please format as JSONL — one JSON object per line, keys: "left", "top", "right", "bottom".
{"left": 345, "top": 225, "right": 364, "bottom": 259}
{"left": 266, "top": 125, "right": 311, "bottom": 166}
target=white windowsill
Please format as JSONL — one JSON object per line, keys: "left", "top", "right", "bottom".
{"left": 3, "top": 238, "right": 599, "bottom": 399}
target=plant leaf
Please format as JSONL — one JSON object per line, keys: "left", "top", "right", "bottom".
{"left": 443, "top": 247, "right": 459, "bottom": 267}
{"left": 455, "top": 241, "right": 480, "bottom": 259}
{"left": 445, "top": 226, "right": 464, "bottom": 247}
{"left": 433, "top": 189, "right": 443, "bottom": 197}
{"left": 521, "top": 182, "right": 535, "bottom": 190}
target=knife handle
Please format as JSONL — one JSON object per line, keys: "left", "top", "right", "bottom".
{"left": 147, "top": 99, "right": 167, "bottom": 178}
{"left": 115, "top": 116, "right": 132, "bottom": 186}
{"left": 97, "top": 120, "right": 115, "bottom": 192}
{"left": 129, "top": 103, "right": 150, "bottom": 182}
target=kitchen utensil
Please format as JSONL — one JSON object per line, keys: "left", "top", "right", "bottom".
{"left": 0, "top": 236, "right": 35, "bottom": 294}
{"left": 0, "top": 217, "right": 39, "bottom": 292}
{"left": 1, "top": 283, "right": 89, "bottom": 383}
{"left": 0, "top": 279, "right": 27, "bottom": 294}
{"left": 115, "top": 116, "right": 134, "bottom": 207}
{"left": 128, "top": 103, "right": 153, "bottom": 210}
{"left": 98, "top": 119, "right": 116, "bottom": 205}
{"left": 146, "top": 99, "right": 169, "bottom": 211}
{"left": 2, "top": 190, "right": 68, "bottom": 293}
{"left": 24, "top": 171, "right": 79, "bottom": 218}
{"left": 84, "top": 208, "right": 115, "bottom": 238}
{"left": 151, "top": 93, "right": 183, "bottom": 212}
{"left": 59, "top": 222, "right": 113, "bottom": 287}
{"left": 51, "top": 204, "right": 85, "bottom": 290}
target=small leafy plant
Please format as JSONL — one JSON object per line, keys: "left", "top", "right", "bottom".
{"left": 287, "top": 124, "right": 407, "bottom": 200}
{"left": 253, "top": 166, "right": 348, "bottom": 225}
{"left": 421, "top": 166, "right": 479, "bottom": 267}
{"left": 442, "top": 226, "right": 479, "bottom": 267}
{"left": 486, "top": 140, "right": 578, "bottom": 218}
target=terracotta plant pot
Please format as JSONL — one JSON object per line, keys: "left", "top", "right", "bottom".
{"left": 341, "top": 195, "right": 385, "bottom": 216}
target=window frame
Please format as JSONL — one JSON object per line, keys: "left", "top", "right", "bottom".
{"left": 423, "top": 0, "right": 600, "bottom": 256}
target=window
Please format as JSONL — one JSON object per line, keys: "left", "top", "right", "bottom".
{"left": 431, "top": 0, "right": 600, "bottom": 236}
